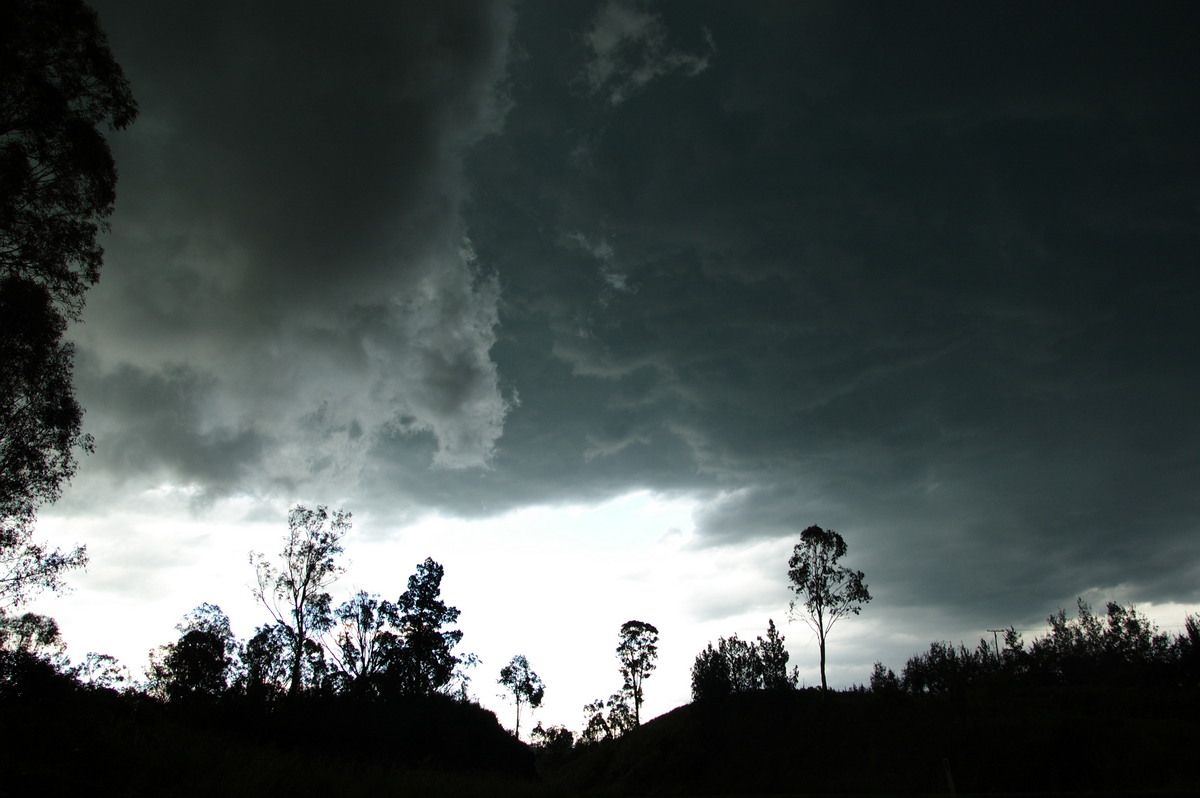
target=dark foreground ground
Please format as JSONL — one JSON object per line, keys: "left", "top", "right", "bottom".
{"left": 3, "top": 669, "right": 1198, "bottom": 796}
{"left": 549, "top": 687, "right": 1200, "bottom": 796}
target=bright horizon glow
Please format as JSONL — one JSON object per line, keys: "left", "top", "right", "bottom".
{"left": 31, "top": 488, "right": 802, "bottom": 734}
{"left": 29, "top": 487, "right": 1200, "bottom": 738}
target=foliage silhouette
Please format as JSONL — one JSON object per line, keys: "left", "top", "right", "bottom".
{"left": 691, "top": 619, "right": 797, "bottom": 701}
{"left": 0, "top": 610, "right": 66, "bottom": 666}
{"left": 0, "top": 0, "right": 137, "bottom": 314}
{"left": 498, "top": 653, "right": 544, "bottom": 738}
{"left": 149, "top": 629, "right": 230, "bottom": 702}
{"left": 580, "top": 691, "right": 635, "bottom": 745}
{"left": 0, "top": 278, "right": 88, "bottom": 607}
{"left": 245, "top": 551, "right": 472, "bottom": 703}
{"left": 388, "top": 556, "right": 465, "bottom": 697}
{"left": 786, "top": 525, "right": 871, "bottom": 691}
{"left": 1030, "top": 598, "right": 1174, "bottom": 686}
{"left": 892, "top": 599, "right": 1184, "bottom": 698}
{"left": 757, "top": 619, "right": 795, "bottom": 690}
{"left": 1, "top": 0, "right": 137, "bottom": 605}
{"left": 616, "top": 619, "right": 658, "bottom": 725}
{"left": 530, "top": 722, "right": 576, "bottom": 773}
{"left": 76, "top": 650, "right": 128, "bottom": 689}
{"left": 250, "top": 504, "right": 349, "bottom": 696}
{"left": 241, "top": 622, "right": 290, "bottom": 702}
{"left": 148, "top": 604, "right": 237, "bottom": 702}
{"left": 328, "top": 590, "right": 400, "bottom": 694}
{"left": 4, "top": 586, "right": 1200, "bottom": 795}
{"left": 868, "top": 660, "right": 901, "bottom": 694}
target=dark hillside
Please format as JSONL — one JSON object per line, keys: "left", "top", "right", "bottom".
{"left": 551, "top": 687, "right": 1200, "bottom": 795}
{"left": 0, "top": 658, "right": 538, "bottom": 797}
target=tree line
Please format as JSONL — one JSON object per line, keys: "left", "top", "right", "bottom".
{"left": 869, "top": 598, "right": 1200, "bottom": 697}
{"left": 4, "top": 500, "right": 1200, "bottom": 762}
{"left": 14, "top": 505, "right": 474, "bottom": 705}
{"left": 0, "top": 502, "right": 671, "bottom": 749}
{"left": 0, "top": 506, "right": 864, "bottom": 751}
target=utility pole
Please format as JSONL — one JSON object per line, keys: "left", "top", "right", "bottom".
{"left": 987, "top": 629, "right": 1007, "bottom": 656}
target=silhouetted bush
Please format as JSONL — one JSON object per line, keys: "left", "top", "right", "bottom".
{"left": 886, "top": 600, "right": 1191, "bottom": 700}
{"left": 690, "top": 620, "right": 797, "bottom": 702}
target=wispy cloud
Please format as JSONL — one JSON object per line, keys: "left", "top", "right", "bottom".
{"left": 581, "top": 1, "right": 713, "bottom": 105}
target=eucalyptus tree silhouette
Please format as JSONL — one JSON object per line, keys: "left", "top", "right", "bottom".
{"left": 329, "top": 590, "right": 400, "bottom": 694}
{"left": 147, "top": 604, "right": 236, "bottom": 701}
{"left": 242, "top": 622, "right": 290, "bottom": 701}
{"left": 389, "top": 557, "right": 464, "bottom": 696}
{"left": 617, "top": 619, "right": 658, "bottom": 725}
{"left": 498, "top": 654, "right": 544, "bottom": 738}
{"left": 1, "top": 0, "right": 136, "bottom": 607}
{"left": 787, "top": 525, "right": 871, "bottom": 691}
{"left": 250, "top": 505, "right": 349, "bottom": 696}
{"left": 0, "top": 281, "right": 89, "bottom": 607}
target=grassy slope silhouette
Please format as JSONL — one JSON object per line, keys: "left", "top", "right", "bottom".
{"left": 4, "top": 653, "right": 1200, "bottom": 796}
{"left": 549, "top": 687, "right": 1200, "bottom": 795}
{"left": 0, "top": 656, "right": 542, "bottom": 797}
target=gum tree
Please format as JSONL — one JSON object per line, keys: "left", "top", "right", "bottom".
{"left": 250, "top": 505, "right": 349, "bottom": 696}
{"left": 1, "top": 0, "right": 137, "bottom": 608}
{"left": 787, "top": 525, "right": 871, "bottom": 691}
{"left": 498, "top": 654, "right": 544, "bottom": 738}
{"left": 390, "top": 557, "right": 464, "bottom": 696}
{"left": 616, "top": 619, "right": 659, "bottom": 725}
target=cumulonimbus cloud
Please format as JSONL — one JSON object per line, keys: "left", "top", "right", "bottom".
{"left": 71, "top": 1, "right": 519, "bottom": 504}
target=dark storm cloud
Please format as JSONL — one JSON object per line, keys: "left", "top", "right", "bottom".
{"left": 451, "top": 1, "right": 1200, "bottom": 623}
{"left": 98, "top": 1, "right": 512, "bottom": 302}
{"left": 67, "top": 0, "right": 1200, "bottom": 637}
{"left": 76, "top": 0, "right": 517, "bottom": 496}
{"left": 580, "top": 0, "right": 713, "bottom": 106}
{"left": 80, "top": 357, "right": 265, "bottom": 493}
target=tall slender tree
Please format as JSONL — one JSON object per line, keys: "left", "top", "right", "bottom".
{"left": 250, "top": 504, "right": 349, "bottom": 696}
{"left": 616, "top": 619, "right": 659, "bottom": 725}
{"left": 786, "top": 525, "right": 871, "bottom": 691}
{"left": 498, "top": 654, "right": 544, "bottom": 738}
{"left": 389, "top": 557, "right": 463, "bottom": 696}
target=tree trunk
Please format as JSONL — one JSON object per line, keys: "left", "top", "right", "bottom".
{"left": 818, "top": 629, "right": 828, "bottom": 691}
{"left": 288, "top": 626, "right": 303, "bottom": 697}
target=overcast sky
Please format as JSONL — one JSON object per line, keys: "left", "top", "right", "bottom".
{"left": 31, "top": 0, "right": 1200, "bottom": 733}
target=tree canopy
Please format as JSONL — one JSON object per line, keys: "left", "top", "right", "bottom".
{"left": 390, "top": 557, "right": 464, "bottom": 697}
{"left": 616, "top": 619, "right": 658, "bottom": 726}
{"left": 0, "top": 0, "right": 134, "bottom": 609}
{"left": 691, "top": 619, "right": 796, "bottom": 702}
{"left": 498, "top": 653, "right": 544, "bottom": 738}
{"left": 329, "top": 590, "right": 400, "bottom": 693}
{"left": 787, "top": 525, "right": 871, "bottom": 691}
{"left": 1, "top": 0, "right": 137, "bottom": 308}
{"left": 250, "top": 505, "right": 350, "bottom": 696}
{"left": 147, "top": 605, "right": 237, "bottom": 703}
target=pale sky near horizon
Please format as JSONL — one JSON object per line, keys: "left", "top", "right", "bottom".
{"left": 25, "top": 0, "right": 1200, "bottom": 735}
